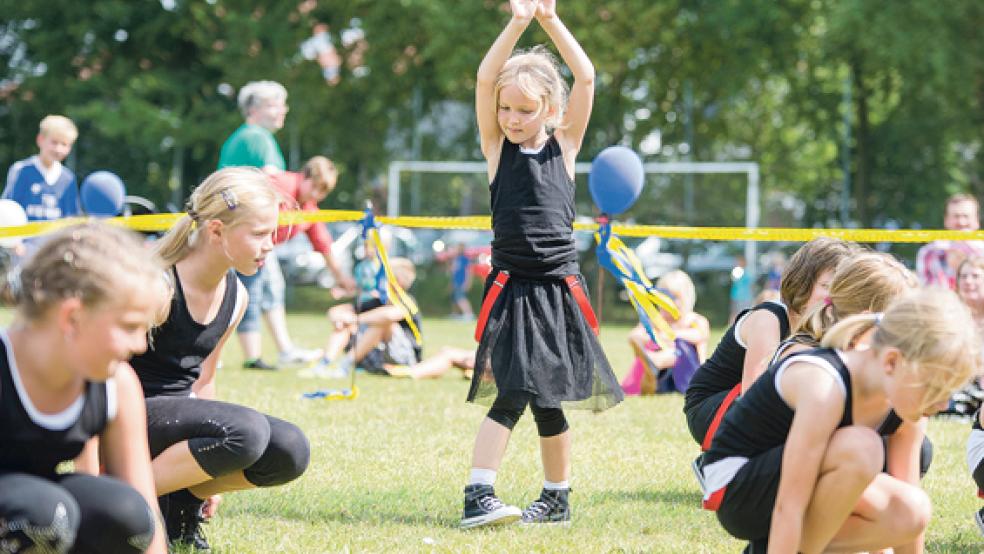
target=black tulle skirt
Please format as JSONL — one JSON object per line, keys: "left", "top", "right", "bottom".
{"left": 466, "top": 271, "right": 624, "bottom": 412}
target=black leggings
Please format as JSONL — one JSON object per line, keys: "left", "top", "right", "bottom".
{"left": 0, "top": 472, "right": 154, "bottom": 553}
{"left": 146, "top": 396, "right": 310, "bottom": 487}
{"left": 486, "top": 393, "right": 569, "bottom": 437}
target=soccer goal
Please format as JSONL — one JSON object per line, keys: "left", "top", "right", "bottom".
{"left": 386, "top": 160, "right": 761, "bottom": 279}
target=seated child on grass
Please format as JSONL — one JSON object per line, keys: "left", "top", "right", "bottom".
{"left": 622, "top": 270, "right": 709, "bottom": 395}
{"left": 314, "top": 257, "right": 474, "bottom": 379}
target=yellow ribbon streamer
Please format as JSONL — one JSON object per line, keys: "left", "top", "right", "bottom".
{"left": 367, "top": 227, "right": 423, "bottom": 346}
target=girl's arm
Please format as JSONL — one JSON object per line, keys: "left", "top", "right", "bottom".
{"left": 100, "top": 363, "right": 168, "bottom": 554}
{"left": 476, "top": 1, "right": 536, "bottom": 170}
{"left": 739, "top": 309, "right": 782, "bottom": 393}
{"left": 884, "top": 419, "right": 927, "bottom": 554}
{"left": 192, "top": 280, "right": 247, "bottom": 401}
{"left": 673, "top": 314, "right": 710, "bottom": 350}
{"left": 537, "top": 0, "right": 594, "bottom": 161}
{"left": 768, "top": 363, "right": 845, "bottom": 553}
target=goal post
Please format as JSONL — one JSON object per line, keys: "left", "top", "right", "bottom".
{"left": 387, "top": 160, "right": 761, "bottom": 280}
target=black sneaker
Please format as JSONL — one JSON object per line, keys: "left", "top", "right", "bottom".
{"left": 691, "top": 453, "right": 708, "bottom": 495}
{"left": 521, "top": 488, "right": 571, "bottom": 525}
{"left": 160, "top": 495, "right": 210, "bottom": 551}
{"left": 243, "top": 358, "right": 278, "bottom": 371}
{"left": 975, "top": 506, "right": 984, "bottom": 537}
{"left": 459, "top": 484, "right": 521, "bottom": 529}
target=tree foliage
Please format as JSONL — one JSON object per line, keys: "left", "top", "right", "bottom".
{"left": 0, "top": 0, "right": 980, "bottom": 228}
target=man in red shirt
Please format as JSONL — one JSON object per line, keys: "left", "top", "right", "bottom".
{"left": 270, "top": 156, "right": 354, "bottom": 293}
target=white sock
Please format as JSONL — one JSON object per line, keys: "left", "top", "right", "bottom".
{"left": 544, "top": 480, "right": 569, "bottom": 490}
{"left": 468, "top": 468, "right": 496, "bottom": 486}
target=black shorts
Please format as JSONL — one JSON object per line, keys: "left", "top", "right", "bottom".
{"left": 685, "top": 388, "right": 731, "bottom": 446}
{"left": 714, "top": 445, "right": 784, "bottom": 542}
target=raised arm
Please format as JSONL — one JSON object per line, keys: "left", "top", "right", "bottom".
{"left": 476, "top": 0, "right": 536, "bottom": 167}
{"left": 536, "top": 0, "right": 594, "bottom": 157}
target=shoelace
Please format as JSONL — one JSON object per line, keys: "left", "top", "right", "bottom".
{"left": 477, "top": 495, "right": 506, "bottom": 512}
{"left": 523, "top": 499, "right": 553, "bottom": 519}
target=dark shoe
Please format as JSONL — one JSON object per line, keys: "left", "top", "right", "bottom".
{"left": 459, "top": 484, "right": 521, "bottom": 529}
{"left": 160, "top": 495, "right": 210, "bottom": 551}
{"left": 975, "top": 506, "right": 984, "bottom": 537}
{"left": 243, "top": 358, "right": 278, "bottom": 371}
{"left": 521, "top": 488, "right": 571, "bottom": 525}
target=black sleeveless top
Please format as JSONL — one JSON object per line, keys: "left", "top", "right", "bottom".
{"left": 489, "top": 136, "right": 578, "bottom": 279}
{"left": 770, "top": 335, "right": 905, "bottom": 436}
{"left": 684, "top": 302, "right": 790, "bottom": 412}
{"left": 0, "top": 330, "right": 113, "bottom": 478}
{"left": 132, "top": 268, "right": 240, "bottom": 398}
{"left": 704, "top": 348, "right": 853, "bottom": 465}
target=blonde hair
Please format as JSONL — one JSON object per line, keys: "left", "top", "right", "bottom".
{"left": 156, "top": 167, "right": 280, "bottom": 267}
{"left": 781, "top": 237, "right": 859, "bottom": 315}
{"left": 656, "top": 270, "right": 696, "bottom": 314}
{"left": 495, "top": 46, "right": 568, "bottom": 131}
{"left": 16, "top": 223, "right": 170, "bottom": 324}
{"left": 39, "top": 115, "right": 78, "bottom": 142}
{"left": 794, "top": 252, "right": 917, "bottom": 345}
{"left": 389, "top": 257, "right": 416, "bottom": 290}
{"left": 302, "top": 156, "right": 338, "bottom": 197}
{"left": 957, "top": 256, "right": 984, "bottom": 290}
{"left": 822, "top": 289, "right": 982, "bottom": 411}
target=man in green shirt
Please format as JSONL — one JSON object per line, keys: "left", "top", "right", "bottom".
{"left": 218, "top": 81, "right": 287, "bottom": 173}
{"left": 218, "top": 81, "right": 317, "bottom": 371}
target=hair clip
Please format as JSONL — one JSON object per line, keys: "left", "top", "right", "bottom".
{"left": 220, "top": 190, "right": 238, "bottom": 210}
{"left": 873, "top": 312, "right": 884, "bottom": 325}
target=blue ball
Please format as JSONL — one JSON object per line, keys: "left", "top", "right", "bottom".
{"left": 588, "top": 146, "right": 644, "bottom": 215}
{"left": 81, "top": 171, "right": 126, "bottom": 217}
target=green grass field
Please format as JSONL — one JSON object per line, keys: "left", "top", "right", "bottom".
{"left": 3, "top": 310, "right": 982, "bottom": 552}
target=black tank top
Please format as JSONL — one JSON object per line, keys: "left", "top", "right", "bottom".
{"left": 684, "top": 302, "right": 790, "bottom": 412}
{"left": 489, "top": 136, "right": 578, "bottom": 279}
{"left": 771, "top": 336, "right": 904, "bottom": 436}
{"left": 132, "top": 268, "right": 240, "bottom": 398}
{"left": 704, "top": 348, "right": 853, "bottom": 465}
{"left": 0, "top": 330, "right": 112, "bottom": 478}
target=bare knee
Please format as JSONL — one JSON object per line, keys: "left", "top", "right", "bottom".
{"left": 825, "top": 427, "right": 883, "bottom": 483}
{"left": 886, "top": 485, "right": 931, "bottom": 540}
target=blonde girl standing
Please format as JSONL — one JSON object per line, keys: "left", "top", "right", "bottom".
{"left": 462, "top": 0, "right": 622, "bottom": 529}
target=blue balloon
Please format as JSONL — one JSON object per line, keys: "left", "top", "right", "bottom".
{"left": 81, "top": 171, "right": 126, "bottom": 217}
{"left": 588, "top": 146, "right": 644, "bottom": 215}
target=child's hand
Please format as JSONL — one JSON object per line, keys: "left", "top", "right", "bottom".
{"left": 535, "top": 0, "right": 556, "bottom": 19}
{"left": 510, "top": 0, "right": 538, "bottom": 21}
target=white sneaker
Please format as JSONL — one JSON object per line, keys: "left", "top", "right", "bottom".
{"left": 279, "top": 348, "right": 323, "bottom": 366}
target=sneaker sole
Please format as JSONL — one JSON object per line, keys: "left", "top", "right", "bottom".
{"left": 520, "top": 519, "right": 571, "bottom": 527}
{"left": 460, "top": 508, "right": 522, "bottom": 530}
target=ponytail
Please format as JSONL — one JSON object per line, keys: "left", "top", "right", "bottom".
{"left": 155, "top": 216, "right": 197, "bottom": 268}
{"left": 820, "top": 313, "right": 880, "bottom": 350}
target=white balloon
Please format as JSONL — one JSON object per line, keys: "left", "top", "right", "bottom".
{"left": 0, "top": 199, "right": 28, "bottom": 248}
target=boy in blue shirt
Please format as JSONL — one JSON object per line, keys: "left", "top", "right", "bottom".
{"left": 3, "top": 115, "right": 80, "bottom": 222}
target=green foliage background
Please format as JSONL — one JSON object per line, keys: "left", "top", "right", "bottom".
{"left": 1, "top": 0, "right": 981, "bottom": 227}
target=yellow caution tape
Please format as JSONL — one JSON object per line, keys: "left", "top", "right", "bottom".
{"left": 1, "top": 210, "right": 981, "bottom": 244}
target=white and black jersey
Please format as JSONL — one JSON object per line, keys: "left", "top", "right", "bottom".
{"left": 0, "top": 330, "right": 115, "bottom": 478}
